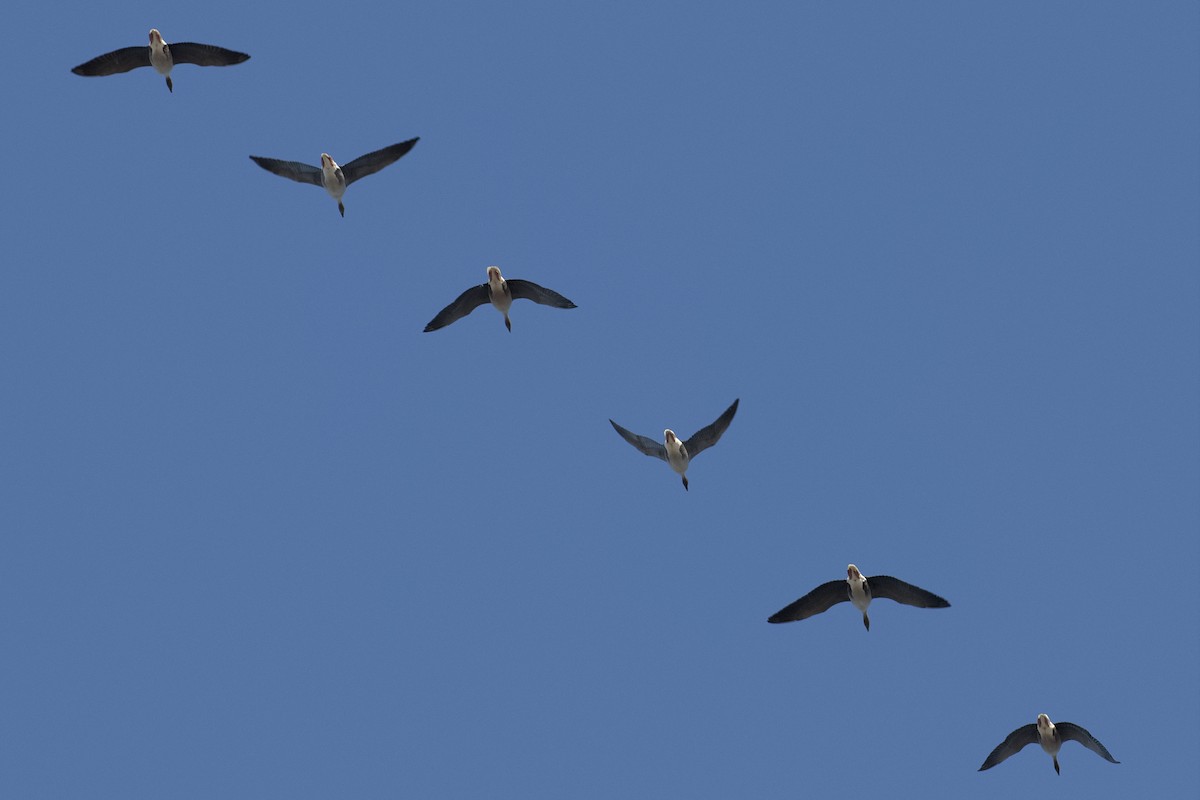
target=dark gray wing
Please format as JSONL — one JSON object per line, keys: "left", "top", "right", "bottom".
{"left": 424, "top": 284, "right": 490, "bottom": 332}
{"left": 768, "top": 579, "right": 849, "bottom": 623}
{"left": 978, "top": 724, "right": 1039, "bottom": 771}
{"left": 507, "top": 280, "right": 577, "bottom": 309}
{"left": 609, "top": 420, "right": 668, "bottom": 461}
{"left": 683, "top": 398, "right": 739, "bottom": 459}
{"left": 169, "top": 42, "right": 250, "bottom": 67}
{"left": 72, "top": 46, "right": 150, "bottom": 76}
{"left": 1057, "top": 723, "right": 1119, "bottom": 764}
{"left": 248, "top": 156, "right": 324, "bottom": 187}
{"left": 343, "top": 138, "right": 420, "bottom": 185}
{"left": 867, "top": 575, "right": 951, "bottom": 608}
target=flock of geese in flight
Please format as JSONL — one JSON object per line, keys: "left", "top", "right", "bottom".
{"left": 70, "top": 28, "right": 1123, "bottom": 779}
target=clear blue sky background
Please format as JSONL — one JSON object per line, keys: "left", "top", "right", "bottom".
{"left": 1, "top": 2, "right": 1196, "bottom": 797}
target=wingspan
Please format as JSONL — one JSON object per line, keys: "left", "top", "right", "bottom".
{"left": 424, "top": 284, "right": 490, "bottom": 332}
{"left": 71, "top": 46, "right": 150, "bottom": 76}
{"left": 343, "top": 138, "right": 420, "bottom": 185}
{"left": 609, "top": 420, "right": 668, "bottom": 461}
{"left": 978, "top": 724, "right": 1039, "bottom": 771}
{"left": 507, "top": 280, "right": 576, "bottom": 309}
{"left": 683, "top": 398, "right": 739, "bottom": 459}
{"left": 169, "top": 42, "right": 250, "bottom": 67}
{"left": 248, "top": 156, "right": 324, "bottom": 187}
{"left": 867, "top": 575, "right": 950, "bottom": 608}
{"left": 1057, "top": 723, "right": 1119, "bottom": 764}
{"left": 768, "top": 580, "right": 849, "bottom": 623}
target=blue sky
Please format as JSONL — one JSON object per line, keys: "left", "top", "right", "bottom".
{"left": 2, "top": 2, "right": 1197, "bottom": 797}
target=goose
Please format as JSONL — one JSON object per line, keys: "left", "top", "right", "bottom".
{"left": 71, "top": 29, "right": 249, "bottom": 92}
{"left": 768, "top": 564, "right": 949, "bottom": 630}
{"left": 424, "top": 266, "right": 576, "bottom": 332}
{"left": 979, "top": 714, "right": 1119, "bottom": 774}
{"left": 609, "top": 399, "right": 738, "bottom": 491}
{"left": 249, "top": 138, "right": 419, "bottom": 217}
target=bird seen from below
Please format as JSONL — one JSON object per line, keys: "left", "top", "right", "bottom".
{"left": 249, "top": 138, "right": 419, "bottom": 217}
{"left": 768, "top": 564, "right": 950, "bottom": 630}
{"left": 979, "top": 713, "right": 1119, "bottom": 775}
{"left": 424, "top": 266, "right": 576, "bottom": 332}
{"left": 71, "top": 29, "right": 249, "bottom": 93}
{"left": 609, "top": 399, "right": 739, "bottom": 491}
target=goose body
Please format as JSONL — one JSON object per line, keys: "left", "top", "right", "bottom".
{"left": 249, "top": 138, "right": 419, "bottom": 216}
{"left": 72, "top": 29, "right": 249, "bottom": 92}
{"left": 979, "top": 714, "right": 1119, "bottom": 774}
{"left": 424, "top": 266, "right": 576, "bottom": 332}
{"left": 768, "top": 564, "right": 950, "bottom": 630}
{"left": 609, "top": 399, "right": 739, "bottom": 491}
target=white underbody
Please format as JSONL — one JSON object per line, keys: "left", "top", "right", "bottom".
{"left": 1038, "top": 717, "right": 1061, "bottom": 758}
{"left": 848, "top": 573, "right": 871, "bottom": 613}
{"left": 488, "top": 275, "right": 512, "bottom": 314}
{"left": 665, "top": 432, "right": 689, "bottom": 475}
{"left": 322, "top": 161, "right": 347, "bottom": 200}
{"left": 150, "top": 40, "right": 173, "bottom": 75}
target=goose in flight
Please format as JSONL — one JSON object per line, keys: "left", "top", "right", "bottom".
{"left": 768, "top": 564, "right": 949, "bottom": 630}
{"left": 979, "top": 714, "right": 1119, "bottom": 774}
{"left": 249, "top": 138, "right": 419, "bottom": 217}
{"left": 609, "top": 399, "right": 739, "bottom": 491}
{"left": 424, "top": 266, "right": 576, "bottom": 332}
{"left": 71, "top": 29, "right": 249, "bottom": 92}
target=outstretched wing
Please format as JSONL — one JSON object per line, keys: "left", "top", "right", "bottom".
{"left": 343, "top": 138, "right": 420, "bottom": 185}
{"left": 683, "top": 398, "right": 739, "bottom": 459}
{"left": 248, "top": 156, "right": 324, "bottom": 187}
{"left": 424, "top": 284, "right": 490, "bottom": 332}
{"left": 867, "top": 575, "right": 951, "bottom": 608}
{"left": 169, "top": 42, "right": 250, "bottom": 67}
{"left": 72, "top": 46, "right": 150, "bottom": 76}
{"left": 978, "top": 724, "right": 1039, "bottom": 771}
{"left": 767, "top": 579, "right": 849, "bottom": 623}
{"left": 609, "top": 420, "right": 668, "bottom": 462}
{"left": 507, "top": 280, "right": 577, "bottom": 309}
{"left": 1057, "top": 723, "right": 1119, "bottom": 764}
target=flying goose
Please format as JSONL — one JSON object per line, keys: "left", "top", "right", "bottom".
{"left": 609, "top": 399, "right": 739, "bottom": 491}
{"left": 768, "top": 564, "right": 949, "bottom": 630}
{"left": 72, "top": 29, "right": 249, "bottom": 92}
{"left": 979, "top": 714, "right": 1119, "bottom": 774}
{"left": 249, "top": 138, "right": 419, "bottom": 217}
{"left": 424, "top": 266, "right": 576, "bottom": 332}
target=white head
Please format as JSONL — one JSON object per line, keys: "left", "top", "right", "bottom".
{"left": 321, "top": 153, "right": 337, "bottom": 170}
{"left": 664, "top": 430, "right": 678, "bottom": 444}
{"left": 847, "top": 564, "right": 863, "bottom": 581}
{"left": 1037, "top": 714, "right": 1054, "bottom": 732}
{"left": 149, "top": 29, "right": 164, "bottom": 45}
{"left": 487, "top": 266, "right": 503, "bottom": 283}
